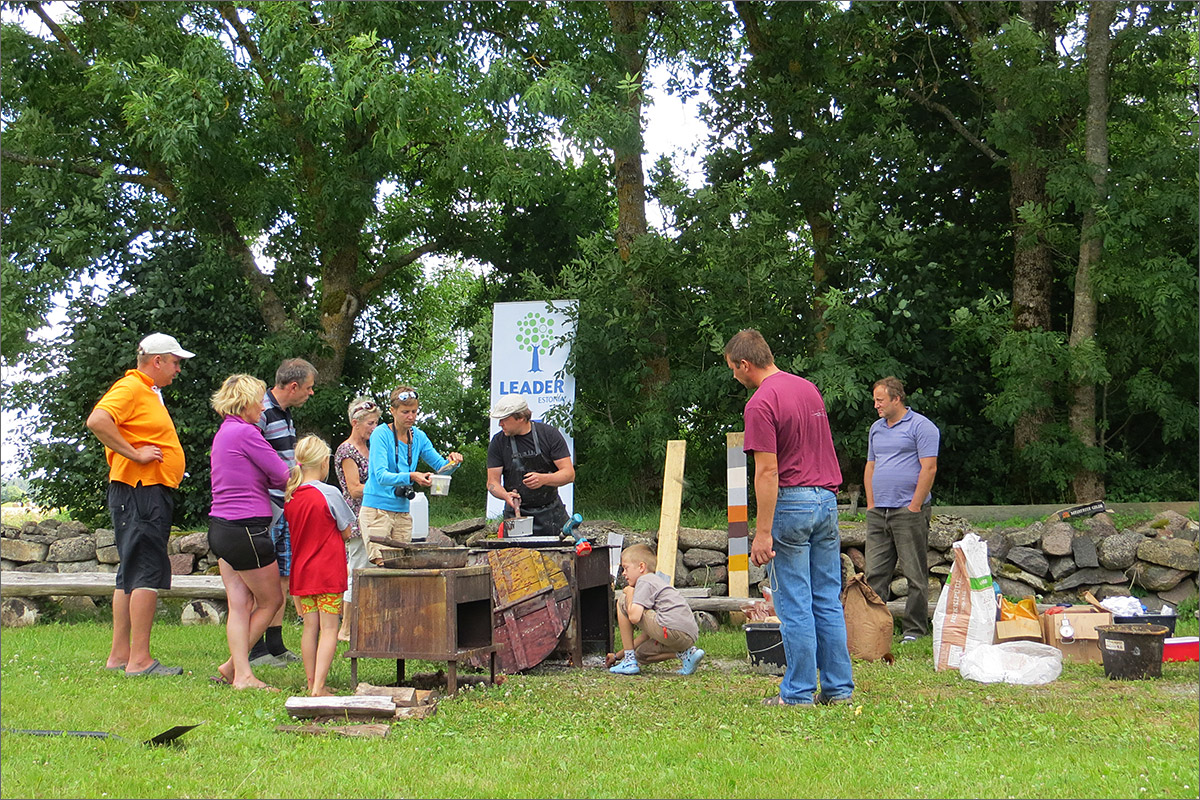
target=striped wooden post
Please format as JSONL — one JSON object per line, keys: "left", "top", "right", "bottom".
{"left": 727, "top": 432, "right": 749, "bottom": 599}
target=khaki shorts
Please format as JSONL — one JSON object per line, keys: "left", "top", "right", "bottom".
{"left": 359, "top": 506, "right": 412, "bottom": 563}
{"left": 618, "top": 600, "right": 696, "bottom": 661}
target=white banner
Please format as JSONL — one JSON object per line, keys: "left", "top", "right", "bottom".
{"left": 487, "top": 300, "right": 577, "bottom": 519}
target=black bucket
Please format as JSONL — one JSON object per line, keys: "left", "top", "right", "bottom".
{"left": 744, "top": 623, "right": 786, "bottom": 675}
{"left": 1096, "top": 623, "right": 1169, "bottom": 680}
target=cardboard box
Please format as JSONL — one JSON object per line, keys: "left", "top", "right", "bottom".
{"left": 1039, "top": 606, "right": 1113, "bottom": 664}
{"left": 995, "top": 617, "right": 1044, "bottom": 643}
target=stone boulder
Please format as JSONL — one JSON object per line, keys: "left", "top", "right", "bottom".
{"left": 1158, "top": 579, "right": 1199, "bottom": 608}
{"left": 15, "top": 561, "right": 57, "bottom": 573}
{"left": 1055, "top": 567, "right": 1129, "bottom": 591}
{"left": 1007, "top": 521, "right": 1044, "bottom": 549}
{"left": 687, "top": 565, "right": 728, "bottom": 587}
{"left": 928, "top": 515, "right": 970, "bottom": 551}
{"left": 0, "top": 538, "right": 48, "bottom": 563}
{"left": 1071, "top": 534, "right": 1099, "bottom": 569}
{"left": 57, "top": 559, "right": 102, "bottom": 574}
{"left": 1040, "top": 522, "right": 1074, "bottom": 557}
{"left": 1129, "top": 562, "right": 1190, "bottom": 593}
{"left": 94, "top": 528, "right": 116, "bottom": 549}
{"left": 978, "top": 530, "right": 1012, "bottom": 562}
{"left": 1, "top": 597, "right": 40, "bottom": 627}
{"left": 994, "top": 575, "right": 1039, "bottom": 599}
{"left": 678, "top": 528, "right": 728, "bottom": 552}
{"left": 55, "top": 595, "right": 99, "bottom": 618}
{"left": 682, "top": 547, "right": 725, "bottom": 568}
{"left": 58, "top": 520, "right": 91, "bottom": 538}
{"left": 748, "top": 560, "right": 766, "bottom": 587}
{"left": 847, "top": 547, "right": 865, "bottom": 573}
{"left": 841, "top": 553, "right": 855, "bottom": 588}
{"left": 176, "top": 531, "right": 210, "bottom": 555}
{"left": 1149, "top": 510, "right": 1193, "bottom": 538}
{"left": 888, "top": 577, "right": 908, "bottom": 597}
{"left": 1048, "top": 555, "right": 1077, "bottom": 581}
{"left": 993, "top": 563, "right": 1051, "bottom": 593}
{"left": 838, "top": 522, "right": 866, "bottom": 550}
{"left": 1007, "top": 546, "right": 1050, "bottom": 578}
{"left": 169, "top": 553, "right": 195, "bottom": 575}
{"left": 47, "top": 536, "right": 96, "bottom": 563}
{"left": 1085, "top": 514, "right": 1118, "bottom": 539}
{"left": 441, "top": 517, "right": 488, "bottom": 537}
{"left": 1098, "top": 531, "right": 1145, "bottom": 570}
{"left": 2, "top": 525, "right": 20, "bottom": 539}
{"left": 1136, "top": 538, "right": 1199, "bottom": 572}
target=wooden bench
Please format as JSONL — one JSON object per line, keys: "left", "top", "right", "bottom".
{"left": 0, "top": 571, "right": 225, "bottom": 600}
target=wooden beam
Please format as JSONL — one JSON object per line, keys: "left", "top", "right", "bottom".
{"left": 655, "top": 440, "right": 686, "bottom": 585}
{"left": 726, "top": 431, "right": 749, "bottom": 600}
{"left": 0, "top": 571, "right": 225, "bottom": 599}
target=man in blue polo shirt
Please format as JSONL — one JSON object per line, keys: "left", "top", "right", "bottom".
{"left": 863, "top": 376, "right": 940, "bottom": 643}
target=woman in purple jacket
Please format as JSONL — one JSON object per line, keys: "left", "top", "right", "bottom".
{"left": 208, "top": 374, "right": 290, "bottom": 691}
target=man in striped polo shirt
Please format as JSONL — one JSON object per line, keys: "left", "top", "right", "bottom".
{"left": 248, "top": 358, "right": 317, "bottom": 667}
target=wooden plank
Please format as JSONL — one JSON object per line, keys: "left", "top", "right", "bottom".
{"left": 353, "top": 684, "right": 438, "bottom": 706}
{"left": 285, "top": 695, "right": 397, "bottom": 719}
{"left": 0, "top": 571, "right": 225, "bottom": 599}
{"left": 726, "top": 431, "right": 749, "bottom": 601}
{"left": 655, "top": 440, "right": 687, "bottom": 585}
{"left": 276, "top": 723, "right": 391, "bottom": 738}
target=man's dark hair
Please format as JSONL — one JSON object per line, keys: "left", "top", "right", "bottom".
{"left": 723, "top": 329, "right": 775, "bottom": 369}
{"left": 275, "top": 358, "right": 317, "bottom": 388}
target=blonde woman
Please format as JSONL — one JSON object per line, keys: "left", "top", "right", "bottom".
{"left": 207, "top": 374, "right": 289, "bottom": 691}
{"left": 283, "top": 436, "right": 353, "bottom": 696}
{"left": 359, "top": 385, "right": 463, "bottom": 563}
{"left": 334, "top": 396, "right": 381, "bottom": 641}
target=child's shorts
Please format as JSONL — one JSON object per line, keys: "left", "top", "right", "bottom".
{"left": 298, "top": 593, "right": 343, "bottom": 615}
{"left": 633, "top": 608, "right": 696, "bottom": 661}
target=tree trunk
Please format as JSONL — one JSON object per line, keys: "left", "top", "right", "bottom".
{"left": 1068, "top": 1, "right": 1116, "bottom": 502}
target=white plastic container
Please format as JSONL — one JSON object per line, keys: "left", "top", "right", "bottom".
{"left": 429, "top": 473, "right": 451, "bottom": 496}
{"left": 410, "top": 491, "right": 428, "bottom": 541}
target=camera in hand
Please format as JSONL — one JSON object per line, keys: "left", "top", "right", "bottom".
{"left": 393, "top": 484, "right": 416, "bottom": 500}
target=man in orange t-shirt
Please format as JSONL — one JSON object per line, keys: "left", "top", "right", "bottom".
{"left": 86, "top": 333, "right": 194, "bottom": 677}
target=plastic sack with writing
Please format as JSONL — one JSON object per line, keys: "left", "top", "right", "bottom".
{"left": 932, "top": 532, "right": 995, "bottom": 671}
{"left": 959, "top": 641, "right": 1063, "bottom": 685}
{"left": 999, "top": 595, "right": 1039, "bottom": 622}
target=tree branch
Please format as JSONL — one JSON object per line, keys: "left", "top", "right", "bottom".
{"left": 0, "top": 148, "right": 180, "bottom": 200}
{"left": 893, "top": 85, "right": 1005, "bottom": 164}
{"left": 359, "top": 241, "right": 440, "bottom": 298}
{"left": 28, "top": 2, "right": 87, "bottom": 68}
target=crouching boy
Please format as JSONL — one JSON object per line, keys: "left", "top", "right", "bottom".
{"left": 609, "top": 544, "right": 704, "bottom": 676}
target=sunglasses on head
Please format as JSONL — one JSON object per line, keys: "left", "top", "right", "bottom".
{"left": 351, "top": 400, "right": 377, "bottom": 416}
{"left": 394, "top": 390, "right": 418, "bottom": 402}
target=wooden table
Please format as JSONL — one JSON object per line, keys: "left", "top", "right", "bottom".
{"left": 346, "top": 566, "right": 497, "bottom": 695}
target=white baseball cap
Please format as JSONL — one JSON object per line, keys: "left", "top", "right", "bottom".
{"left": 489, "top": 396, "right": 529, "bottom": 419}
{"left": 137, "top": 333, "right": 195, "bottom": 359}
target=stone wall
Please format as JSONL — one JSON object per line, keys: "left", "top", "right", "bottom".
{"left": 3, "top": 510, "right": 1197, "bottom": 615}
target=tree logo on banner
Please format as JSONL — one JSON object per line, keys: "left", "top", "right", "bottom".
{"left": 516, "top": 312, "right": 555, "bottom": 373}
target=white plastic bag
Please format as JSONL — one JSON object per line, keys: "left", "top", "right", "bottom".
{"left": 959, "top": 641, "right": 1064, "bottom": 686}
{"left": 932, "top": 532, "right": 996, "bottom": 671}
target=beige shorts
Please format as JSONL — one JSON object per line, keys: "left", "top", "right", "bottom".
{"left": 359, "top": 506, "right": 412, "bottom": 563}
{"left": 618, "top": 600, "right": 696, "bottom": 660}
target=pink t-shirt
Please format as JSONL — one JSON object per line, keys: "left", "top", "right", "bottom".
{"left": 743, "top": 371, "right": 842, "bottom": 492}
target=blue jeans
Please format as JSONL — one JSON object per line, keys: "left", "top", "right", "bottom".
{"left": 768, "top": 486, "right": 854, "bottom": 704}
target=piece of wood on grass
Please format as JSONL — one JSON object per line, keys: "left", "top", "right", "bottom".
{"left": 395, "top": 704, "right": 437, "bottom": 720}
{"left": 655, "top": 440, "right": 687, "bottom": 585}
{"left": 285, "top": 695, "right": 397, "bottom": 720}
{"left": 355, "top": 683, "right": 439, "bottom": 707}
{"left": 276, "top": 723, "right": 391, "bottom": 738}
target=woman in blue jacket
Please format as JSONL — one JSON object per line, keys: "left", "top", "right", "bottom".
{"left": 359, "top": 385, "right": 462, "bottom": 564}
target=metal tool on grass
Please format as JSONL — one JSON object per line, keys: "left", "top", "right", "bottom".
{"left": 2, "top": 723, "right": 201, "bottom": 747}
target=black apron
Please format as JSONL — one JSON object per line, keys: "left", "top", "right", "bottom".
{"left": 502, "top": 423, "right": 569, "bottom": 537}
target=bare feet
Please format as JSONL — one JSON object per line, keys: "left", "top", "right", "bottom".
{"left": 337, "top": 631, "right": 350, "bottom": 643}
{"left": 233, "top": 678, "right": 280, "bottom": 692}
{"left": 310, "top": 687, "right": 337, "bottom": 697}
{"left": 217, "top": 662, "right": 235, "bottom": 684}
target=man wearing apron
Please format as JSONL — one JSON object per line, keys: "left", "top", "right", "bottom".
{"left": 486, "top": 396, "right": 574, "bottom": 537}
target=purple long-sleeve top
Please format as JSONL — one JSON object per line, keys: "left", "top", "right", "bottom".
{"left": 209, "top": 414, "right": 290, "bottom": 520}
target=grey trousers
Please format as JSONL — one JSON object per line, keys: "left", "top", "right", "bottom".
{"left": 864, "top": 504, "right": 932, "bottom": 638}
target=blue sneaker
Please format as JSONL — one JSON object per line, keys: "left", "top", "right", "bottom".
{"left": 609, "top": 654, "right": 640, "bottom": 675}
{"left": 677, "top": 646, "right": 705, "bottom": 675}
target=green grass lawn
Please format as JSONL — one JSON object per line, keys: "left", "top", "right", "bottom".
{"left": 1, "top": 613, "right": 1196, "bottom": 799}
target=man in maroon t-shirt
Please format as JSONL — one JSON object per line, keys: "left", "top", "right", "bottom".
{"left": 725, "top": 328, "right": 854, "bottom": 706}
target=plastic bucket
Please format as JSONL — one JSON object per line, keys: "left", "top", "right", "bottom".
{"left": 429, "top": 473, "right": 451, "bottom": 497}
{"left": 1096, "top": 623, "right": 1169, "bottom": 680}
{"left": 744, "top": 623, "right": 786, "bottom": 675}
